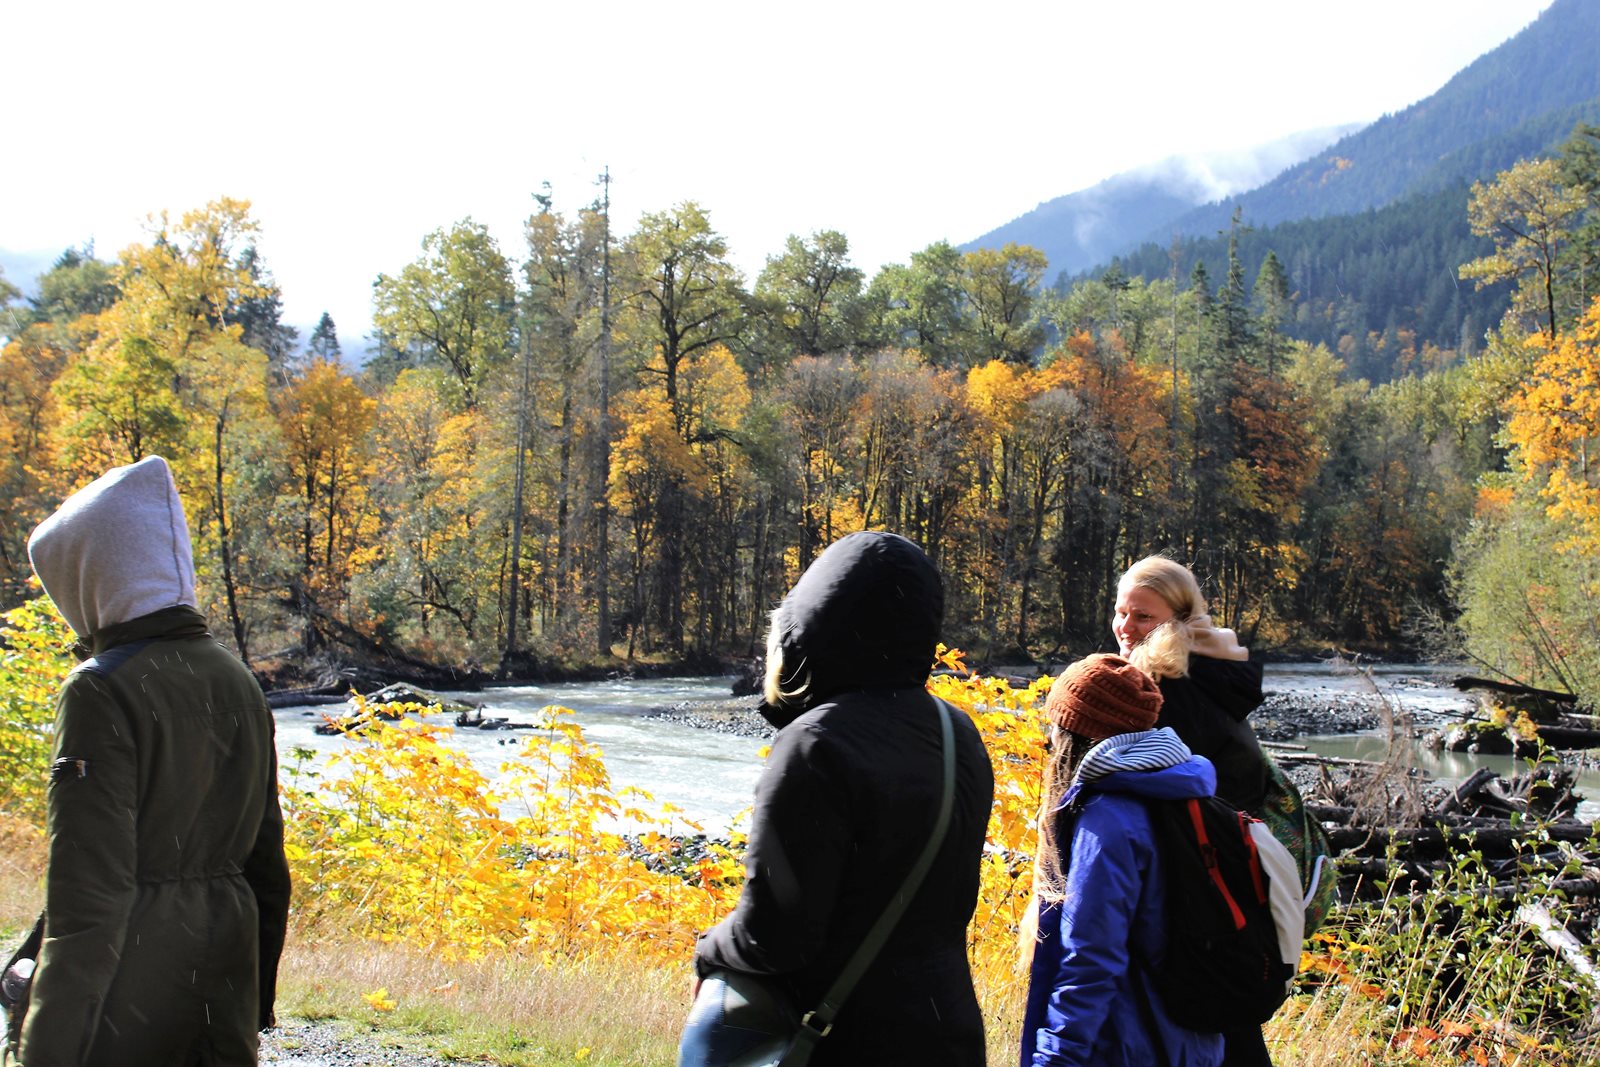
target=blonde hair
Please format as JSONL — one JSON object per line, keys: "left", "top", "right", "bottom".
{"left": 1017, "top": 726, "right": 1092, "bottom": 970}
{"left": 762, "top": 609, "right": 810, "bottom": 711}
{"left": 1116, "top": 555, "right": 1215, "bottom": 680}
{"left": 1032, "top": 729, "right": 1091, "bottom": 905}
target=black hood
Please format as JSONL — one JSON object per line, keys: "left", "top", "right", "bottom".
{"left": 763, "top": 531, "right": 943, "bottom": 726}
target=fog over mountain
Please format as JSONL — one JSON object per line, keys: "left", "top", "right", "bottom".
{"left": 962, "top": 123, "right": 1362, "bottom": 283}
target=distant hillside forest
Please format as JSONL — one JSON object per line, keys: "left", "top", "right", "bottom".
{"left": 1, "top": 126, "right": 1598, "bottom": 703}
{"left": 1025, "top": 0, "right": 1600, "bottom": 366}
{"left": 1103, "top": 185, "right": 1511, "bottom": 377}
{"left": 1104, "top": 103, "right": 1600, "bottom": 377}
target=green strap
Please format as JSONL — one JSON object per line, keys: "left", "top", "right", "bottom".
{"left": 783, "top": 698, "right": 958, "bottom": 1058}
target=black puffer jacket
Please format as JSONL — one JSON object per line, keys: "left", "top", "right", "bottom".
{"left": 1155, "top": 654, "right": 1269, "bottom": 814}
{"left": 694, "top": 532, "right": 993, "bottom": 1065}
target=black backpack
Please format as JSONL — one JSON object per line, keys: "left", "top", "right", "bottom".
{"left": 1148, "top": 796, "right": 1294, "bottom": 1031}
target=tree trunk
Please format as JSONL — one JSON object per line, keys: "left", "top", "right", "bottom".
{"left": 213, "top": 410, "right": 249, "bottom": 665}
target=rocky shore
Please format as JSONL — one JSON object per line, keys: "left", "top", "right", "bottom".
{"left": 1250, "top": 690, "right": 1388, "bottom": 741}
{"left": 261, "top": 1018, "right": 465, "bottom": 1066}
{"left": 642, "top": 696, "right": 771, "bottom": 737}
{"left": 641, "top": 685, "right": 1443, "bottom": 743}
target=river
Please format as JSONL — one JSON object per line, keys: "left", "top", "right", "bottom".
{"left": 275, "top": 676, "right": 768, "bottom": 832}
{"left": 272, "top": 664, "right": 1600, "bottom": 830}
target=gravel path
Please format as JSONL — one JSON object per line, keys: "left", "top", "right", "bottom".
{"left": 260, "top": 1018, "right": 468, "bottom": 1066}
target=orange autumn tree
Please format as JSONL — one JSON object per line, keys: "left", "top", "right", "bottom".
{"left": 276, "top": 357, "right": 379, "bottom": 649}
{"left": 964, "top": 357, "right": 1046, "bottom": 655}
{"left": 1044, "top": 330, "right": 1174, "bottom": 645}
{"left": 609, "top": 343, "right": 751, "bottom": 657}
{"left": 854, "top": 351, "right": 964, "bottom": 541}
{"left": 48, "top": 198, "right": 279, "bottom": 658}
{"left": 177, "top": 332, "right": 277, "bottom": 663}
{"left": 0, "top": 324, "right": 73, "bottom": 597}
{"left": 363, "top": 367, "right": 495, "bottom": 654}
{"left": 783, "top": 355, "right": 868, "bottom": 568}
{"left": 668, "top": 341, "right": 755, "bottom": 649}
{"left": 1214, "top": 367, "right": 1320, "bottom": 632}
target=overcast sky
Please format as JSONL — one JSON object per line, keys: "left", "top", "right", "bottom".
{"left": 1, "top": 0, "right": 1556, "bottom": 353}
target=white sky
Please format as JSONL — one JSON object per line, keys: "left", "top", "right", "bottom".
{"left": 1, "top": 0, "right": 1556, "bottom": 353}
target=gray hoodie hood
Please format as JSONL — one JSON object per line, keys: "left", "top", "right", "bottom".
{"left": 27, "top": 455, "right": 197, "bottom": 639}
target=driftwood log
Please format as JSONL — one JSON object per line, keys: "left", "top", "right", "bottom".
{"left": 1326, "top": 823, "right": 1595, "bottom": 853}
{"left": 308, "top": 683, "right": 490, "bottom": 735}
{"left": 264, "top": 687, "right": 348, "bottom": 709}
{"left": 1532, "top": 724, "right": 1600, "bottom": 748}
{"left": 1451, "top": 675, "right": 1582, "bottom": 722}
{"left": 1273, "top": 751, "right": 1430, "bottom": 776}
{"left": 1339, "top": 854, "right": 1600, "bottom": 899}
{"left": 1292, "top": 744, "right": 1598, "bottom": 907}
{"left": 1518, "top": 902, "right": 1600, "bottom": 998}
{"left": 1453, "top": 676, "right": 1579, "bottom": 704}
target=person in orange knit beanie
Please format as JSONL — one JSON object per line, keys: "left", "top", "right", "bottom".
{"left": 1020, "top": 653, "right": 1225, "bottom": 1067}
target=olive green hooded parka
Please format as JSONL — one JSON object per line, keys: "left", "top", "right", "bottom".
{"left": 16, "top": 456, "right": 290, "bottom": 1067}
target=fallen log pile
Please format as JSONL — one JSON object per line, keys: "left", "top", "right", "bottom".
{"left": 1293, "top": 748, "right": 1599, "bottom": 904}
{"left": 1301, "top": 740, "right": 1600, "bottom": 1057}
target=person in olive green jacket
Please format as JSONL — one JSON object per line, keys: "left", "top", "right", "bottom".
{"left": 13, "top": 456, "right": 291, "bottom": 1066}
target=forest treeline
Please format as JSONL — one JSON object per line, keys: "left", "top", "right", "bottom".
{"left": 1102, "top": 184, "right": 1511, "bottom": 372}
{"left": 1, "top": 127, "right": 1597, "bottom": 701}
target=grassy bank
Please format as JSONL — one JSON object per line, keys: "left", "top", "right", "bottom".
{"left": 274, "top": 939, "right": 684, "bottom": 1065}
{"left": 7, "top": 818, "right": 1600, "bottom": 1065}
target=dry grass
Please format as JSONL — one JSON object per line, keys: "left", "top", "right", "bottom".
{"left": 277, "top": 934, "right": 685, "bottom": 1065}
{"left": 0, "top": 815, "right": 44, "bottom": 939}
{"left": 278, "top": 933, "right": 1036, "bottom": 1066}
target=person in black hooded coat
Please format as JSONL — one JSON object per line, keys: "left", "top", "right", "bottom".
{"left": 688, "top": 531, "right": 993, "bottom": 1066}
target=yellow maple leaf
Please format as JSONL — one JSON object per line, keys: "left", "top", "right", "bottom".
{"left": 362, "top": 987, "right": 397, "bottom": 1012}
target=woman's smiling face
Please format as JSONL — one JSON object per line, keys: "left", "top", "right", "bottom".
{"left": 1112, "top": 584, "right": 1174, "bottom": 656}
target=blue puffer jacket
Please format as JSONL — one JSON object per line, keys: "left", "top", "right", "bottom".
{"left": 1020, "top": 728, "right": 1226, "bottom": 1067}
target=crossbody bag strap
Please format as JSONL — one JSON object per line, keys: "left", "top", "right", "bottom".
{"left": 783, "top": 697, "right": 959, "bottom": 1061}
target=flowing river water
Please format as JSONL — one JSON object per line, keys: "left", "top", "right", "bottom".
{"left": 273, "top": 663, "right": 1600, "bottom": 829}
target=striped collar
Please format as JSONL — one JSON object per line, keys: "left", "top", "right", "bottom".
{"left": 1066, "top": 726, "right": 1193, "bottom": 795}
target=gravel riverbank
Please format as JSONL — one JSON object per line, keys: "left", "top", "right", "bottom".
{"left": 260, "top": 1018, "right": 467, "bottom": 1066}
{"left": 640, "top": 683, "right": 1454, "bottom": 743}
{"left": 642, "top": 696, "right": 770, "bottom": 737}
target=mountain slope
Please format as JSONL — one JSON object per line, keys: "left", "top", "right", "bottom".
{"left": 1114, "top": 185, "right": 1505, "bottom": 372}
{"left": 961, "top": 125, "right": 1356, "bottom": 282}
{"left": 1168, "top": 0, "right": 1600, "bottom": 236}
{"left": 1099, "top": 90, "right": 1600, "bottom": 372}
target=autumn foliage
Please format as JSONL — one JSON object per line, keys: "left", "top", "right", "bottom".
{"left": 1508, "top": 296, "right": 1600, "bottom": 556}
{"left": 276, "top": 646, "right": 1046, "bottom": 986}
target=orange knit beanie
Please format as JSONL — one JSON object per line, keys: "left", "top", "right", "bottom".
{"left": 1045, "top": 653, "right": 1163, "bottom": 739}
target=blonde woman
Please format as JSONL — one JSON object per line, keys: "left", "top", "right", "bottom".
{"left": 1113, "top": 555, "right": 1276, "bottom": 1067}
{"left": 1113, "top": 555, "right": 1270, "bottom": 816}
